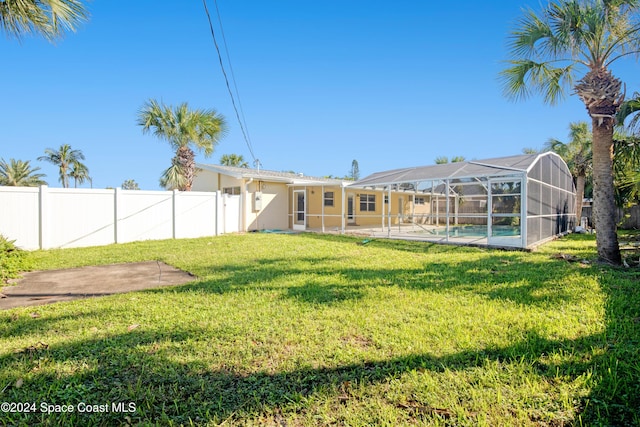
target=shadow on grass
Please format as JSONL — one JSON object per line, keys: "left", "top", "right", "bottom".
{"left": 0, "top": 322, "right": 637, "bottom": 425}
{"left": 1, "top": 233, "right": 638, "bottom": 425}
{"left": 153, "top": 252, "right": 579, "bottom": 309}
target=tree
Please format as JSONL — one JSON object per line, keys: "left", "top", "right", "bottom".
{"left": 613, "top": 134, "right": 640, "bottom": 207}
{"left": 434, "top": 156, "right": 465, "bottom": 164}
{"left": 616, "top": 94, "right": 640, "bottom": 206}
{"left": 138, "top": 99, "right": 227, "bottom": 191}
{"left": 121, "top": 179, "right": 140, "bottom": 190}
{"left": 546, "top": 122, "right": 592, "bottom": 224}
{"left": 0, "top": 158, "right": 47, "bottom": 186}
{"left": 37, "top": 144, "right": 87, "bottom": 188}
{"left": 522, "top": 147, "right": 541, "bottom": 154}
{"left": 69, "top": 160, "right": 90, "bottom": 188}
{"left": 434, "top": 156, "right": 449, "bottom": 164}
{"left": 0, "top": 0, "right": 89, "bottom": 41}
{"left": 220, "top": 154, "right": 248, "bottom": 168}
{"left": 350, "top": 160, "right": 360, "bottom": 181}
{"left": 500, "top": 0, "right": 640, "bottom": 265}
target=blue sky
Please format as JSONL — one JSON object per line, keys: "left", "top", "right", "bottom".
{"left": 2, "top": 0, "right": 639, "bottom": 190}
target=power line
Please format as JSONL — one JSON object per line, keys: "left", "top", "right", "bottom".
{"left": 202, "top": 0, "right": 257, "bottom": 163}
{"left": 212, "top": 0, "right": 254, "bottom": 150}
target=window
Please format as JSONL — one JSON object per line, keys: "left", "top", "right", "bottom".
{"left": 360, "top": 194, "right": 376, "bottom": 212}
{"left": 223, "top": 186, "right": 241, "bottom": 195}
{"left": 324, "top": 191, "right": 334, "bottom": 207}
{"left": 414, "top": 196, "right": 425, "bottom": 205}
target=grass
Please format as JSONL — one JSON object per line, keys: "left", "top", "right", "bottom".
{"left": 0, "top": 234, "right": 31, "bottom": 283}
{"left": 0, "top": 232, "right": 639, "bottom": 426}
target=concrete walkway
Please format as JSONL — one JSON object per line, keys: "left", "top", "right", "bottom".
{"left": 0, "top": 261, "right": 195, "bottom": 310}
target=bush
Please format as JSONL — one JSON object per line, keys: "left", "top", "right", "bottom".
{"left": 0, "top": 234, "right": 30, "bottom": 283}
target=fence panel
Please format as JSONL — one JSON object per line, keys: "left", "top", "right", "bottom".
{"left": 0, "top": 186, "right": 240, "bottom": 250}
{"left": 46, "top": 188, "right": 115, "bottom": 249}
{"left": 117, "top": 190, "right": 174, "bottom": 243}
{"left": 0, "top": 187, "right": 40, "bottom": 250}
{"left": 174, "top": 191, "right": 217, "bottom": 239}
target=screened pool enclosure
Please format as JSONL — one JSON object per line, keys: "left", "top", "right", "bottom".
{"left": 347, "top": 153, "right": 576, "bottom": 249}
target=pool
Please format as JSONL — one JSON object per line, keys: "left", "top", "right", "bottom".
{"left": 417, "top": 225, "right": 520, "bottom": 238}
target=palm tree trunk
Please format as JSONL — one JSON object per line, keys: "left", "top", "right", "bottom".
{"left": 575, "top": 174, "right": 585, "bottom": 226}
{"left": 591, "top": 118, "right": 622, "bottom": 264}
{"left": 176, "top": 146, "right": 195, "bottom": 191}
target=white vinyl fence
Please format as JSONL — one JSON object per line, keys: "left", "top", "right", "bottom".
{"left": 0, "top": 186, "right": 241, "bottom": 250}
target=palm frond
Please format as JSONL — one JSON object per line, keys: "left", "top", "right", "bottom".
{"left": 0, "top": 0, "right": 89, "bottom": 41}
{"left": 500, "top": 60, "right": 574, "bottom": 104}
{"left": 0, "top": 158, "right": 47, "bottom": 187}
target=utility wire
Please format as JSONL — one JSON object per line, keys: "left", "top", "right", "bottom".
{"left": 212, "top": 0, "right": 254, "bottom": 151}
{"left": 202, "top": 0, "right": 257, "bottom": 163}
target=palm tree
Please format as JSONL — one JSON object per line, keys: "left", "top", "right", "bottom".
{"left": 138, "top": 99, "right": 227, "bottom": 191}
{"left": 69, "top": 161, "right": 90, "bottom": 188}
{"left": 0, "top": 0, "right": 89, "bottom": 41}
{"left": 614, "top": 137, "right": 640, "bottom": 207}
{"left": 434, "top": 156, "right": 465, "bottom": 164}
{"left": 434, "top": 156, "right": 449, "bottom": 165}
{"left": 0, "top": 158, "right": 47, "bottom": 186}
{"left": 500, "top": 0, "right": 640, "bottom": 265}
{"left": 121, "top": 179, "right": 140, "bottom": 190}
{"left": 37, "top": 144, "right": 86, "bottom": 188}
{"left": 546, "top": 122, "right": 592, "bottom": 224}
{"left": 220, "top": 154, "right": 248, "bottom": 168}
{"left": 616, "top": 94, "right": 640, "bottom": 205}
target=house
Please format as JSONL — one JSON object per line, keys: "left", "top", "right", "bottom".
{"left": 193, "top": 164, "right": 348, "bottom": 231}
{"left": 193, "top": 164, "right": 411, "bottom": 233}
{"left": 195, "top": 152, "right": 576, "bottom": 249}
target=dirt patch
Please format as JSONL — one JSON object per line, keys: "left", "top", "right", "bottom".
{"left": 0, "top": 261, "right": 195, "bottom": 310}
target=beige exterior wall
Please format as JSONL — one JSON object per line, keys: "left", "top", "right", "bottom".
{"left": 246, "top": 181, "right": 289, "bottom": 230}
{"left": 192, "top": 170, "right": 221, "bottom": 192}
{"left": 193, "top": 169, "right": 440, "bottom": 231}
{"left": 291, "top": 186, "right": 427, "bottom": 228}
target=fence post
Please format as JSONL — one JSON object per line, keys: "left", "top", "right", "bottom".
{"left": 172, "top": 189, "right": 178, "bottom": 239}
{"left": 214, "top": 191, "right": 220, "bottom": 236}
{"left": 114, "top": 187, "right": 120, "bottom": 244}
{"left": 38, "top": 185, "right": 48, "bottom": 250}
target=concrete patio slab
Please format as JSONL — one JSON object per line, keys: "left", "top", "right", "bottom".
{"left": 0, "top": 261, "right": 195, "bottom": 310}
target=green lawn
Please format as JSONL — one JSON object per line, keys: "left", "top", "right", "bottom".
{"left": 1, "top": 233, "right": 639, "bottom": 426}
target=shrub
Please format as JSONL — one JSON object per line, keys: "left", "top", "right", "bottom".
{"left": 0, "top": 234, "right": 30, "bottom": 283}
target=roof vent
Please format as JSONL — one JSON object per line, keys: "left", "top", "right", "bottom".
{"left": 297, "top": 172, "right": 304, "bottom": 177}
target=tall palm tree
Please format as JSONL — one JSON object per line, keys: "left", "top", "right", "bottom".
{"left": 546, "top": 122, "right": 592, "bottom": 224}
{"left": 37, "top": 144, "right": 86, "bottom": 188}
{"left": 500, "top": 0, "right": 640, "bottom": 265}
{"left": 0, "top": 0, "right": 88, "bottom": 41}
{"left": 138, "top": 99, "right": 227, "bottom": 191}
{"left": 0, "top": 158, "right": 47, "bottom": 186}
{"left": 220, "top": 154, "right": 248, "bottom": 168}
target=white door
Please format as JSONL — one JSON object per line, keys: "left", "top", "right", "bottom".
{"left": 347, "top": 195, "right": 356, "bottom": 224}
{"left": 293, "top": 190, "right": 306, "bottom": 230}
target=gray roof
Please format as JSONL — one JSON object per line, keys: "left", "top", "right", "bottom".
{"left": 196, "top": 163, "right": 347, "bottom": 186}
{"left": 350, "top": 153, "right": 556, "bottom": 188}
